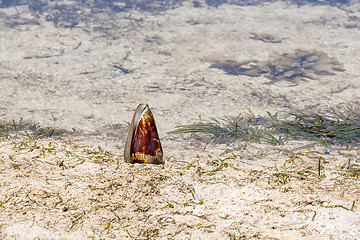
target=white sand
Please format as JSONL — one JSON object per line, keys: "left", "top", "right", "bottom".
{"left": 0, "top": 1, "right": 359, "bottom": 239}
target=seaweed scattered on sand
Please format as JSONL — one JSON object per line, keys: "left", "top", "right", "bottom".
{"left": 169, "top": 116, "right": 242, "bottom": 143}
{"left": 170, "top": 109, "right": 360, "bottom": 145}
{"left": 0, "top": 119, "right": 67, "bottom": 139}
{"left": 169, "top": 114, "right": 284, "bottom": 145}
{"left": 206, "top": 49, "right": 344, "bottom": 85}
{"left": 275, "top": 111, "right": 360, "bottom": 144}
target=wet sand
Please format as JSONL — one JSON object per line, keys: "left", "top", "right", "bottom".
{"left": 0, "top": 1, "right": 359, "bottom": 239}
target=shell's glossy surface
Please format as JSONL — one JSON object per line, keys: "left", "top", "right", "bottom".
{"left": 124, "top": 104, "right": 163, "bottom": 164}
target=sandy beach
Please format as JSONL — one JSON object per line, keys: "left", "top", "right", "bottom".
{"left": 0, "top": 0, "right": 359, "bottom": 239}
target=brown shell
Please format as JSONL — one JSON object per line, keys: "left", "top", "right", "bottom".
{"left": 124, "top": 104, "right": 164, "bottom": 164}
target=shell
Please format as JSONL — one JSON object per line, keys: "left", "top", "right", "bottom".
{"left": 124, "top": 104, "right": 164, "bottom": 164}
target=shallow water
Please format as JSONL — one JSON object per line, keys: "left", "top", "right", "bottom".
{"left": 0, "top": 1, "right": 359, "bottom": 239}
{"left": 1, "top": 0, "right": 359, "bottom": 134}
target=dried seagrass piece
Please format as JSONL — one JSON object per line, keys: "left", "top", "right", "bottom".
{"left": 124, "top": 104, "right": 164, "bottom": 164}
